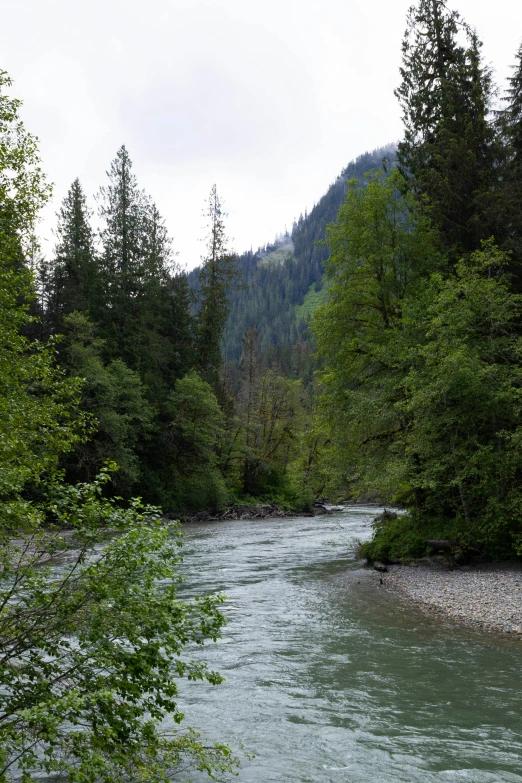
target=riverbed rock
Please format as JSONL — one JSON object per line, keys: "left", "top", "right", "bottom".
{"left": 383, "top": 561, "right": 522, "bottom": 636}
{"left": 373, "top": 561, "right": 388, "bottom": 573}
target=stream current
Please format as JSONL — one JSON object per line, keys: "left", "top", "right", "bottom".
{"left": 176, "top": 506, "right": 522, "bottom": 782}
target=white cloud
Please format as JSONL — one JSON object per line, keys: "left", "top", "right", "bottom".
{"left": 1, "top": 0, "right": 521, "bottom": 267}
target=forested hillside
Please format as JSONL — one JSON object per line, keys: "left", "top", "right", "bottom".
{"left": 188, "top": 145, "right": 396, "bottom": 362}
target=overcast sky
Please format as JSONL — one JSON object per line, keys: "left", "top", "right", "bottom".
{"left": 2, "top": 0, "right": 521, "bottom": 269}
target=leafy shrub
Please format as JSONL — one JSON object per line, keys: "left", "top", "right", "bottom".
{"left": 358, "top": 510, "right": 444, "bottom": 563}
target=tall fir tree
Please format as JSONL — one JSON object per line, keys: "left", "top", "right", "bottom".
{"left": 499, "top": 43, "right": 522, "bottom": 273}
{"left": 396, "top": 0, "right": 499, "bottom": 256}
{"left": 50, "top": 178, "right": 98, "bottom": 328}
{"left": 138, "top": 200, "right": 195, "bottom": 390}
{"left": 196, "top": 185, "right": 237, "bottom": 392}
{"left": 96, "top": 146, "right": 194, "bottom": 391}
{"left": 505, "top": 44, "right": 522, "bottom": 172}
{"left": 96, "top": 145, "right": 149, "bottom": 361}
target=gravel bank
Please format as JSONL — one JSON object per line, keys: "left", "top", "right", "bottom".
{"left": 382, "top": 561, "right": 522, "bottom": 637}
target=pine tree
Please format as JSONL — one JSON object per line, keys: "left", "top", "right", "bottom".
{"left": 96, "top": 146, "right": 194, "bottom": 387}
{"left": 396, "top": 0, "right": 499, "bottom": 255}
{"left": 506, "top": 44, "right": 522, "bottom": 169}
{"left": 142, "top": 201, "right": 174, "bottom": 282}
{"left": 98, "top": 146, "right": 147, "bottom": 278}
{"left": 196, "top": 185, "right": 237, "bottom": 392}
{"left": 50, "top": 178, "right": 98, "bottom": 327}
{"left": 499, "top": 43, "right": 522, "bottom": 271}
{"left": 97, "top": 145, "right": 148, "bottom": 356}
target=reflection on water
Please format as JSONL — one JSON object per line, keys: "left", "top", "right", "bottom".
{"left": 175, "top": 507, "right": 522, "bottom": 782}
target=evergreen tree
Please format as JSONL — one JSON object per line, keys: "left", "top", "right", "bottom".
{"left": 136, "top": 201, "right": 195, "bottom": 392}
{"left": 98, "top": 146, "right": 147, "bottom": 278}
{"left": 25, "top": 240, "right": 55, "bottom": 341}
{"left": 499, "top": 43, "right": 522, "bottom": 271}
{"left": 142, "top": 201, "right": 175, "bottom": 280}
{"left": 396, "top": 0, "right": 499, "bottom": 255}
{"left": 196, "top": 185, "right": 237, "bottom": 391}
{"left": 51, "top": 178, "right": 98, "bottom": 326}
{"left": 96, "top": 145, "right": 150, "bottom": 360}
{"left": 97, "top": 146, "right": 194, "bottom": 392}
{"left": 506, "top": 43, "right": 522, "bottom": 173}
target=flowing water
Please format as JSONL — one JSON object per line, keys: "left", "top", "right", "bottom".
{"left": 176, "top": 507, "right": 522, "bottom": 782}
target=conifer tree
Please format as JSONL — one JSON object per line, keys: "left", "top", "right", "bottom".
{"left": 396, "top": 0, "right": 499, "bottom": 255}
{"left": 196, "top": 185, "right": 237, "bottom": 392}
{"left": 96, "top": 146, "right": 194, "bottom": 389}
{"left": 506, "top": 44, "right": 522, "bottom": 169}
{"left": 96, "top": 145, "right": 148, "bottom": 355}
{"left": 499, "top": 43, "right": 522, "bottom": 271}
{"left": 140, "top": 200, "right": 195, "bottom": 387}
{"left": 143, "top": 201, "right": 174, "bottom": 282}
{"left": 50, "top": 178, "right": 98, "bottom": 327}
{"left": 98, "top": 146, "right": 146, "bottom": 277}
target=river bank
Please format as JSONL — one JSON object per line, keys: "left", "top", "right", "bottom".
{"left": 382, "top": 561, "right": 522, "bottom": 637}
{"left": 175, "top": 501, "right": 345, "bottom": 523}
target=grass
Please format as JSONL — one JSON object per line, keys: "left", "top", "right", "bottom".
{"left": 258, "top": 246, "right": 294, "bottom": 267}
{"left": 294, "top": 281, "right": 328, "bottom": 324}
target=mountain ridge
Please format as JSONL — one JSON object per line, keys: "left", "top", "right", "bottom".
{"left": 188, "top": 143, "right": 397, "bottom": 363}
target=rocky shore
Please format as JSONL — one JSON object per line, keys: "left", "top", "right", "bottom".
{"left": 382, "top": 561, "right": 522, "bottom": 637}
{"left": 175, "top": 501, "right": 343, "bottom": 524}
{"left": 176, "top": 503, "right": 298, "bottom": 524}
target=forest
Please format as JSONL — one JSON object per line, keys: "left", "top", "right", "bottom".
{"left": 1, "top": 0, "right": 522, "bottom": 778}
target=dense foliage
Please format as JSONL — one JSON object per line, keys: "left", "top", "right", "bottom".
{"left": 0, "top": 70, "right": 237, "bottom": 781}
{"left": 27, "top": 149, "right": 231, "bottom": 510}
{"left": 313, "top": 1, "right": 522, "bottom": 561}
{"left": 396, "top": 0, "right": 499, "bottom": 256}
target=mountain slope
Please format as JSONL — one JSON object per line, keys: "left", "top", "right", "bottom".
{"left": 189, "top": 144, "right": 396, "bottom": 362}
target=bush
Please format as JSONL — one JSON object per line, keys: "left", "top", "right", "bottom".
{"left": 357, "top": 509, "right": 492, "bottom": 563}
{"left": 358, "top": 510, "right": 444, "bottom": 563}
{"left": 173, "top": 467, "right": 228, "bottom": 513}
{"left": 0, "top": 467, "right": 238, "bottom": 781}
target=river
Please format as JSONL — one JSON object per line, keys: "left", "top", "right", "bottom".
{"left": 176, "top": 506, "right": 522, "bottom": 782}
